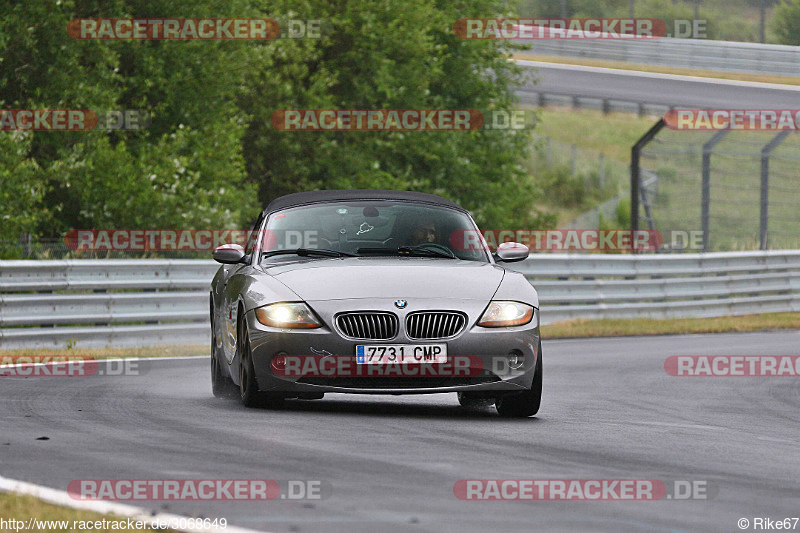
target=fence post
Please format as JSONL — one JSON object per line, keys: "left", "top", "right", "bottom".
{"left": 599, "top": 154, "right": 605, "bottom": 188}
{"left": 760, "top": 131, "right": 790, "bottom": 250}
{"left": 571, "top": 145, "right": 577, "bottom": 177}
{"left": 630, "top": 119, "right": 665, "bottom": 241}
{"left": 701, "top": 130, "right": 729, "bottom": 252}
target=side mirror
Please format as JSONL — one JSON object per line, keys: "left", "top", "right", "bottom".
{"left": 213, "top": 244, "right": 246, "bottom": 264}
{"left": 494, "top": 241, "right": 529, "bottom": 263}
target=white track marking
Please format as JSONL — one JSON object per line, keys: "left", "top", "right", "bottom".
{"left": 0, "top": 475, "right": 268, "bottom": 533}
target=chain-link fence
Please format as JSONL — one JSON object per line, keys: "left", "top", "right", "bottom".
{"left": 633, "top": 121, "right": 800, "bottom": 252}
{"left": 527, "top": 135, "right": 630, "bottom": 228}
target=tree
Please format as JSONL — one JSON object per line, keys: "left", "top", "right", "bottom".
{"left": 238, "top": 0, "right": 550, "bottom": 229}
{"left": 0, "top": 0, "right": 259, "bottom": 249}
{"left": 773, "top": 0, "right": 800, "bottom": 44}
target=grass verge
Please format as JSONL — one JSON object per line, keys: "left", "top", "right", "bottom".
{"left": 513, "top": 53, "right": 800, "bottom": 86}
{"left": 531, "top": 106, "right": 656, "bottom": 163}
{"left": 542, "top": 312, "right": 800, "bottom": 339}
{"left": 0, "top": 492, "right": 168, "bottom": 532}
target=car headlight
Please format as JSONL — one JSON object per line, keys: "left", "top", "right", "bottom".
{"left": 477, "top": 301, "right": 535, "bottom": 328}
{"left": 255, "top": 302, "right": 322, "bottom": 329}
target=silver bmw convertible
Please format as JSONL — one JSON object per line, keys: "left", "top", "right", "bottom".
{"left": 210, "top": 189, "right": 542, "bottom": 417}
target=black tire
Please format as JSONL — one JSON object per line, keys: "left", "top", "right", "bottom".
{"left": 210, "top": 302, "right": 231, "bottom": 398}
{"left": 211, "top": 347, "right": 227, "bottom": 398}
{"left": 238, "top": 319, "right": 283, "bottom": 408}
{"left": 457, "top": 392, "right": 495, "bottom": 409}
{"left": 495, "top": 344, "right": 543, "bottom": 418}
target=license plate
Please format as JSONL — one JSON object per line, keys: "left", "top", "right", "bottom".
{"left": 356, "top": 344, "right": 447, "bottom": 364}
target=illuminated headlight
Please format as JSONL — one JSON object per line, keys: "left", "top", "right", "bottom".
{"left": 255, "top": 303, "right": 322, "bottom": 329}
{"left": 477, "top": 301, "right": 535, "bottom": 328}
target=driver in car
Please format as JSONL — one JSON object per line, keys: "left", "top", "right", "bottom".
{"left": 406, "top": 218, "right": 437, "bottom": 246}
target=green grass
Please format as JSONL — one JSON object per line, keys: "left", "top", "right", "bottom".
{"left": 526, "top": 106, "right": 800, "bottom": 250}
{"left": 532, "top": 107, "right": 657, "bottom": 163}
{"left": 524, "top": 107, "right": 653, "bottom": 226}
{"left": 543, "top": 312, "right": 800, "bottom": 339}
{"left": 0, "top": 492, "right": 169, "bottom": 532}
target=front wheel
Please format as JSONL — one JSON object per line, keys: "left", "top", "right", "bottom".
{"left": 211, "top": 348, "right": 227, "bottom": 398}
{"left": 495, "top": 344, "right": 542, "bottom": 418}
{"left": 210, "top": 311, "right": 232, "bottom": 398}
{"left": 238, "top": 320, "right": 283, "bottom": 408}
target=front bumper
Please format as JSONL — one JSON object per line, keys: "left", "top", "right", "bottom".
{"left": 245, "top": 298, "right": 540, "bottom": 395}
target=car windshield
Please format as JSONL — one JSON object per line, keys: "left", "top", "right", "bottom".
{"left": 258, "top": 201, "right": 489, "bottom": 263}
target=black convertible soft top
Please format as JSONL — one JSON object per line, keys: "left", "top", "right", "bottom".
{"left": 264, "top": 189, "right": 466, "bottom": 214}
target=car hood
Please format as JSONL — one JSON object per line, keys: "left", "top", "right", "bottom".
{"left": 258, "top": 257, "right": 504, "bottom": 301}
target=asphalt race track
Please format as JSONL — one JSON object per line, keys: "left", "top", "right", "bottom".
{"left": 2, "top": 331, "right": 799, "bottom": 533}
{"left": 515, "top": 61, "right": 800, "bottom": 109}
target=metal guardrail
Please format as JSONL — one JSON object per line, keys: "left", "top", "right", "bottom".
{"left": 516, "top": 90, "right": 673, "bottom": 116}
{"left": 0, "top": 260, "right": 218, "bottom": 350}
{"left": 514, "top": 37, "right": 800, "bottom": 76}
{"left": 1, "top": 252, "right": 799, "bottom": 348}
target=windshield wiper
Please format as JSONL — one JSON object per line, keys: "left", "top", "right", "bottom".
{"left": 357, "top": 246, "right": 456, "bottom": 259}
{"left": 262, "top": 248, "right": 358, "bottom": 259}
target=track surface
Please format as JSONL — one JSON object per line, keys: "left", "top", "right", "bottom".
{"left": 2, "top": 331, "right": 800, "bottom": 532}
{"left": 515, "top": 61, "right": 800, "bottom": 108}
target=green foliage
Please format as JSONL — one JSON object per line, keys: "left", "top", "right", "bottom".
{"left": 773, "top": 0, "right": 800, "bottom": 44}
{"left": 1, "top": 0, "right": 548, "bottom": 258}
{"left": 0, "top": 132, "right": 42, "bottom": 238}
{"left": 614, "top": 196, "right": 631, "bottom": 227}
{"left": 238, "top": 0, "right": 549, "bottom": 229}
{"left": 0, "top": 0, "right": 259, "bottom": 249}
{"left": 517, "top": 0, "right": 775, "bottom": 42}
{"left": 539, "top": 165, "right": 586, "bottom": 207}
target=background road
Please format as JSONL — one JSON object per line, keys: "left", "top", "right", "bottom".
{"left": 515, "top": 61, "right": 800, "bottom": 109}
{"left": 2, "top": 331, "right": 800, "bottom": 532}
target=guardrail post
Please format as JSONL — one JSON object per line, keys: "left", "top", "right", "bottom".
{"left": 759, "top": 131, "right": 790, "bottom": 250}
{"left": 631, "top": 119, "right": 665, "bottom": 243}
{"left": 701, "top": 130, "right": 729, "bottom": 252}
